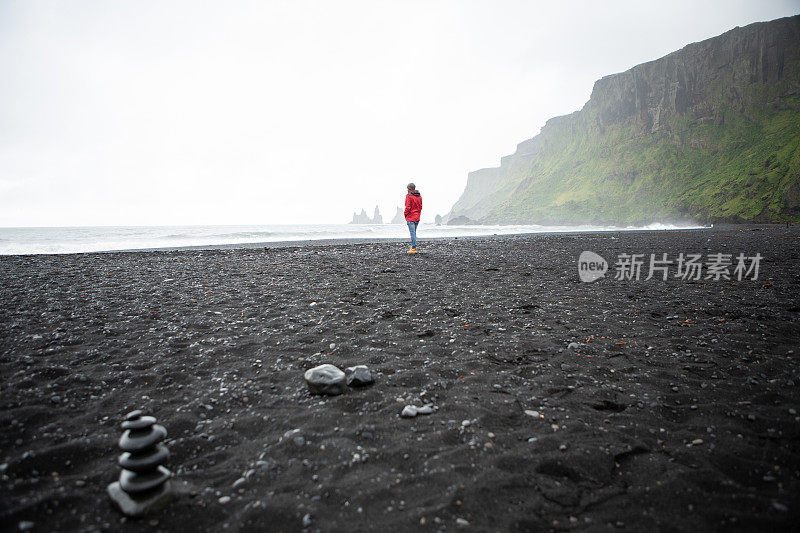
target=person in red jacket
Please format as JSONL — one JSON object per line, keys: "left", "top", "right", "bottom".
{"left": 404, "top": 183, "right": 422, "bottom": 254}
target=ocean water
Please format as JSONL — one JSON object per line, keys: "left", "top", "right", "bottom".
{"left": 0, "top": 222, "right": 704, "bottom": 255}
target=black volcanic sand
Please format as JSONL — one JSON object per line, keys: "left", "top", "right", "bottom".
{"left": 1, "top": 226, "right": 799, "bottom": 532}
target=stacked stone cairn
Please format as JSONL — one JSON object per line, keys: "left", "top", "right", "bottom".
{"left": 107, "top": 410, "right": 174, "bottom": 516}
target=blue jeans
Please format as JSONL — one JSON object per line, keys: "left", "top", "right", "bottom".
{"left": 407, "top": 221, "right": 419, "bottom": 249}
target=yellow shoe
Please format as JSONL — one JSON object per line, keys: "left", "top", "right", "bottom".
{"left": 407, "top": 247, "right": 418, "bottom": 254}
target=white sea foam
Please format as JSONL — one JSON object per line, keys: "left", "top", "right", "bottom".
{"left": 0, "top": 223, "right": 707, "bottom": 255}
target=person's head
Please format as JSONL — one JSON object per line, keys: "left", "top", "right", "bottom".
{"left": 407, "top": 183, "right": 416, "bottom": 191}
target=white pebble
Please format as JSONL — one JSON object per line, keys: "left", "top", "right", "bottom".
{"left": 401, "top": 405, "right": 418, "bottom": 418}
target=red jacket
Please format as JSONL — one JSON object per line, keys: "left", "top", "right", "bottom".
{"left": 404, "top": 190, "right": 422, "bottom": 221}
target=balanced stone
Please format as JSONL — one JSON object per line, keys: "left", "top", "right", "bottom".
{"left": 119, "top": 444, "right": 170, "bottom": 473}
{"left": 119, "top": 466, "right": 172, "bottom": 493}
{"left": 122, "top": 409, "right": 144, "bottom": 421}
{"left": 107, "top": 480, "right": 173, "bottom": 517}
{"left": 304, "top": 364, "right": 346, "bottom": 395}
{"left": 121, "top": 415, "right": 158, "bottom": 430}
{"left": 345, "top": 365, "right": 374, "bottom": 387}
{"left": 119, "top": 424, "right": 167, "bottom": 452}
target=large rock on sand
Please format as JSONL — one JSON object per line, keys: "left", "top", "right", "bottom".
{"left": 304, "top": 364, "right": 346, "bottom": 395}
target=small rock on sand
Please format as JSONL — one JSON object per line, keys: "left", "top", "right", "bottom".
{"left": 282, "top": 429, "right": 305, "bottom": 447}
{"left": 345, "top": 365, "right": 374, "bottom": 387}
{"left": 772, "top": 501, "right": 789, "bottom": 512}
{"left": 401, "top": 405, "right": 418, "bottom": 418}
{"left": 401, "top": 404, "right": 436, "bottom": 418}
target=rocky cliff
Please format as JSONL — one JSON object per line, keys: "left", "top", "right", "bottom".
{"left": 448, "top": 15, "right": 800, "bottom": 224}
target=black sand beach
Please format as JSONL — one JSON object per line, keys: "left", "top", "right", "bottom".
{"left": 1, "top": 226, "right": 798, "bottom": 532}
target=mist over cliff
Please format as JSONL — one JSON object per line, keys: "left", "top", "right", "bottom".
{"left": 448, "top": 15, "right": 800, "bottom": 224}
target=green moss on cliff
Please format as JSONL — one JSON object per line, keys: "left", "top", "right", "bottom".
{"left": 478, "top": 94, "right": 800, "bottom": 224}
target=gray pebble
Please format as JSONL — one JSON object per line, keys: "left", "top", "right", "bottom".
{"left": 772, "top": 501, "right": 788, "bottom": 512}
{"left": 345, "top": 365, "right": 374, "bottom": 387}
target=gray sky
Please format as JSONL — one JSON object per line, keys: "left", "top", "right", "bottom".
{"left": 1, "top": 0, "right": 798, "bottom": 226}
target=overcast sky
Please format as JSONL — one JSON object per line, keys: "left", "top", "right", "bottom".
{"left": 1, "top": 0, "right": 797, "bottom": 226}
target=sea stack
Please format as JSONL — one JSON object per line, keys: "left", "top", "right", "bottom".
{"left": 350, "top": 206, "right": 384, "bottom": 224}
{"left": 390, "top": 207, "right": 405, "bottom": 224}
{"left": 107, "top": 410, "right": 174, "bottom": 517}
{"left": 372, "top": 205, "right": 383, "bottom": 224}
{"left": 351, "top": 209, "right": 372, "bottom": 224}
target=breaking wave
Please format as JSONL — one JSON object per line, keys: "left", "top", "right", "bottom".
{"left": 0, "top": 222, "right": 706, "bottom": 255}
